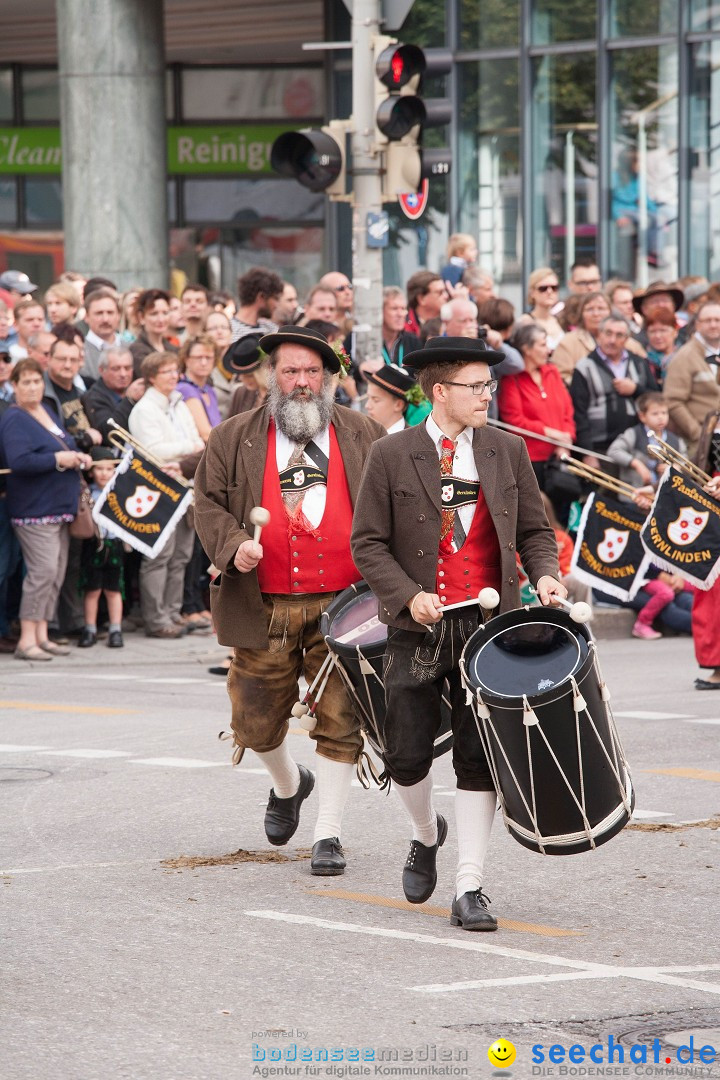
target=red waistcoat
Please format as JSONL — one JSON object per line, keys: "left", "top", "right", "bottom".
{"left": 256, "top": 421, "right": 360, "bottom": 595}
{"left": 436, "top": 490, "right": 501, "bottom": 607}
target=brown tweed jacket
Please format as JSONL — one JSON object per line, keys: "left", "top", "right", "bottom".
{"left": 350, "top": 422, "right": 560, "bottom": 630}
{"left": 194, "top": 403, "right": 386, "bottom": 648}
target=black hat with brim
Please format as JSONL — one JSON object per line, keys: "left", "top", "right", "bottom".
{"left": 259, "top": 324, "right": 340, "bottom": 374}
{"left": 223, "top": 333, "right": 265, "bottom": 374}
{"left": 403, "top": 335, "right": 506, "bottom": 371}
{"left": 366, "top": 363, "right": 416, "bottom": 400}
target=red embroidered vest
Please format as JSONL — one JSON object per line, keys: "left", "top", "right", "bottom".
{"left": 256, "top": 421, "right": 360, "bottom": 595}
{"left": 436, "top": 488, "right": 501, "bottom": 607}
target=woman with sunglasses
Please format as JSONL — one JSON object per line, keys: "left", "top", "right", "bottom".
{"left": 518, "top": 267, "right": 565, "bottom": 355}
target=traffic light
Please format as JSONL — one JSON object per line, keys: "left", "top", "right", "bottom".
{"left": 270, "top": 120, "right": 349, "bottom": 199}
{"left": 374, "top": 38, "right": 452, "bottom": 199}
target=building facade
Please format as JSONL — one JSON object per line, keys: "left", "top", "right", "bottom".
{"left": 0, "top": 1, "right": 719, "bottom": 301}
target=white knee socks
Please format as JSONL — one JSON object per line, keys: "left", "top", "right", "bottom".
{"left": 455, "top": 788, "right": 497, "bottom": 898}
{"left": 255, "top": 741, "right": 301, "bottom": 798}
{"left": 393, "top": 772, "right": 438, "bottom": 846}
{"left": 313, "top": 756, "right": 355, "bottom": 844}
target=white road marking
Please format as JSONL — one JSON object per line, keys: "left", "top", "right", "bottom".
{"left": 686, "top": 718, "right": 720, "bottom": 725}
{"left": 130, "top": 757, "right": 226, "bottom": 768}
{"left": 0, "top": 744, "right": 54, "bottom": 752}
{"left": 38, "top": 749, "right": 132, "bottom": 759}
{"left": 631, "top": 809, "right": 673, "bottom": 820}
{"left": 245, "top": 911, "right": 720, "bottom": 998}
{"left": 614, "top": 711, "right": 692, "bottom": 720}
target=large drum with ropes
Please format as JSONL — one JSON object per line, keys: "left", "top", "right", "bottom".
{"left": 459, "top": 605, "right": 634, "bottom": 855}
{"left": 319, "top": 581, "right": 453, "bottom": 764}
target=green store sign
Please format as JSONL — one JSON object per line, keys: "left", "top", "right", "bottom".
{"left": 0, "top": 124, "right": 293, "bottom": 175}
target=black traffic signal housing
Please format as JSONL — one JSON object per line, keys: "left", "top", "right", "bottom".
{"left": 270, "top": 120, "right": 349, "bottom": 199}
{"left": 374, "top": 37, "right": 452, "bottom": 198}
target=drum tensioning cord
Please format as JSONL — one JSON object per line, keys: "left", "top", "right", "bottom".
{"left": 460, "top": 647, "right": 633, "bottom": 854}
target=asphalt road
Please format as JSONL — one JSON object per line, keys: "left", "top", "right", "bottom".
{"left": 2, "top": 628, "right": 720, "bottom": 1080}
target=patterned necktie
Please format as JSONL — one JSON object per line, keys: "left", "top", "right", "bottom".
{"left": 282, "top": 443, "right": 308, "bottom": 515}
{"left": 439, "top": 437, "right": 466, "bottom": 554}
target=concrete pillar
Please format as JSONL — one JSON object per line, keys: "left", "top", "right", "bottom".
{"left": 57, "top": 0, "right": 168, "bottom": 290}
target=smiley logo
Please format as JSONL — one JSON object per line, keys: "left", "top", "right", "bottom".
{"left": 488, "top": 1039, "right": 516, "bottom": 1068}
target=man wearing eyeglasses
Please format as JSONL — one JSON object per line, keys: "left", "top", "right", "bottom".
{"left": 351, "top": 336, "right": 564, "bottom": 931}
{"left": 319, "top": 271, "right": 354, "bottom": 335}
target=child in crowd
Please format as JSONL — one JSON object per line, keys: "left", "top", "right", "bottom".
{"left": 607, "top": 390, "right": 686, "bottom": 493}
{"left": 607, "top": 391, "right": 693, "bottom": 639}
{"left": 78, "top": 450, "right": 124, "bottom": 649}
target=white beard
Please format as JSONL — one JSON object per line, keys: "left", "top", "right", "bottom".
{"left": 267, "top": 370, "right": 335, "bottom": 443}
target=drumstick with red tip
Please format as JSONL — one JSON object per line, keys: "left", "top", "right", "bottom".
{"left": 441, "top": 587, "right": 500, "bottom": 615}
{"left": 249, "top": 506, "right": 271, "bottom": 543}
{"left": 551, "top": 596, "right": 593, "bottom": 624}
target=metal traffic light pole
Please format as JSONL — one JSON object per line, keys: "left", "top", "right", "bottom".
{"left": 350, "top": 0, "right": 385, "bottom": 369}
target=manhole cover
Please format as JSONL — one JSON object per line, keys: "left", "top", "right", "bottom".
{"left": 0, "top": 767, "right": 52, "bottom": 782}
{"left": 665, "top": 1029, "right": 720, "bottom": 1047}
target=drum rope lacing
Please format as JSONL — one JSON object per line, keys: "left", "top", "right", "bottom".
{"left": 461, "top": 646, "right": 633, "bottom": 853}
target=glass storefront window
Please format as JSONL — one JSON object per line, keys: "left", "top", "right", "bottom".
{"left": 398, "top": 0, "right": 447, "bottom": 48}
{"left": 25, "top": 179, "right": 63, "bottom": 226}
{"left": 531, "top": 53, "right": 597, "bottom": 282}
{"left": 689, "top": 1, "right": 720, "bottom": 32}
{"left": 459, "top": 0, "right": 519, "bottom": 50}
{"left": 531, "top": 0, "right": 595, "bottom": 45}
{"left": 610, "top": 0, "right": 676, "bottom": 36}
{"left": 22, "top": 70, "right": 60, "bottom": 123}
{"left": 181, "top": 68, "right": 324, "bottom": 121}
{"left": 0, "top": 179, "right": 16, "bottom": 224}
{"left": 183, "top": 178, "right": 324, "bottom": 224}
{"left": 689, "top": 40, "right": 720, "bottom": 280}
{"left": 457, "top": 59, "right": 520, "bottom": 295}
{"left": 609, "top": 45, "right": 678, "bottom": 286}
{"left": 0, "top": 69, "right": 12, "bottom": 121}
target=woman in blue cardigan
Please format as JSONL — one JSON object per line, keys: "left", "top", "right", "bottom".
{"left": 0, "top": 358, "right": 91, "bottom": 660}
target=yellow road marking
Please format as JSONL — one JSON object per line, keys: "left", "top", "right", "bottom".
{"left": 306, "top": 888, "right": 582, "bottom": 938}
{"left": 0, "top": 700, "right": 135, "bottom": 716}
{"left": 642, "top": 767, "right": 720, "bottom": 784}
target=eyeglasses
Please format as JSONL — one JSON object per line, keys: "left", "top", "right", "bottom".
{"left": 334, "top": 283, "right": 353, "bottom": 292}
{"left": 157, "top": 367, "right": 179, "bottom": 376}
{"left": 573, "top": 278, "right": 602, "bottom": 288}
{"left": 442, "top": 379, "right": 498, "bottom": 396}
{"left": 536, "top": 283, "right": 558, "bottom": 293}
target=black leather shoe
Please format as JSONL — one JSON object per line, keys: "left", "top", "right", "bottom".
{"left": 695, "top": 678, "right": 720, "bottom": 690}
{"left": 402, "top": 813, "right": 448, "bottom": 904}
{"left": 264, "top": 764, "right": 315, "bottom": 846}
{"left": 311, "top": 837, "right": 346, "bottom": 875}
{"left": 78, "top": 629, "right": 97, "bottom": 648}
{"left": 450, "top": 889, "right": 498, "bottom": 931}
{"left": 107, "top": 630, "right": 124, "bottom": 648}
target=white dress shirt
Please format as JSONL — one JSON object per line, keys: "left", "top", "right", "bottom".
{"left": 275, "top": 424, "right": 330, "bottom": 529}
{"left": 386, "top": 417, "right": 406, "bottom": 434}
{"left": 425, "top": 413, "right": 478, "bottom": 539}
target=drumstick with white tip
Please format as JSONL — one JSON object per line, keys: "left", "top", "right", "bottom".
{"left": 441, "top": 587, "right": 500, "bottom": 617}
{"left": 550, "top": 595, "right": 593, "bottom": 624}
{"left": 249, "top": 506, "right": 270, "bottom": 543}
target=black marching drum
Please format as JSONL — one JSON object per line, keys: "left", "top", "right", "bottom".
{"left": 319, "top": 581, "right": 453, "bottom": 764}
{"left": 460, "top": 605, "right": 634, "bottom": 855}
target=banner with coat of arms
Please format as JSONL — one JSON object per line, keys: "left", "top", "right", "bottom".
{"left": 91, "top": 447, "right": 193, "bottom": 559}
{"left": 570, "top": 493, "right": 648, "bottom": 601}
{"left": 638, "top": 468, "right": 720, "bottom": 590}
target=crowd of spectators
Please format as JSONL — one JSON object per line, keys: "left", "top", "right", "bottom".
{"left": 0, "top": 242, "right": 719, "bottom": 660}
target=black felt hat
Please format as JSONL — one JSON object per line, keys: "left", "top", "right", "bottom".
{"left": 403, "top": 335, "right": 506, "bottom": 370}
{"left": 223, "top": 333, "right": 265, "bottom": 374}
{"left": 366, "top": 363, "right": 416, "bottom": 400}
{"left": 259, "top": 324, "right": 340, "bottom": 374}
